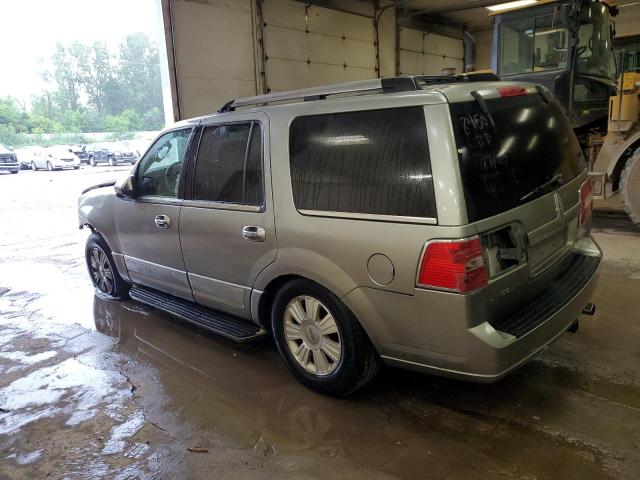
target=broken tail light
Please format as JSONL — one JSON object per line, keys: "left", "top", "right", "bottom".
{"left": 417, "top": 237, "right": 488, "bottom": 293}
{"left": 579, "top": 178, "right": 593, "bottom": 226}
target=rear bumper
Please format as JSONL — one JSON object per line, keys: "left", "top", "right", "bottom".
{"left": 344, "top": 236, "right": 601, "bottom": 382}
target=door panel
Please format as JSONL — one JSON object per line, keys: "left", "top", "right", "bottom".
{"left": 116, "top": 200, "right": 193, "bottom": 300}
{"left": 179, "top": 206, "right": 276, "bottom": 317}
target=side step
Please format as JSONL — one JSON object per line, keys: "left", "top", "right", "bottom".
{"left": 129, "top": 284, "right": 266, "bottom": 342}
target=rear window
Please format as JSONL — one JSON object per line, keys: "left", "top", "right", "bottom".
{"left": 449, "top": 93, "right": 585, "bottom": 222}
{"left": 289, "top": 107, "right": 436, "bottom": 219}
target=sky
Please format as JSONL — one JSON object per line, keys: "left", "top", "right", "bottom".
{"left": 0, "top": 0, "right": 163, "bottom": 106}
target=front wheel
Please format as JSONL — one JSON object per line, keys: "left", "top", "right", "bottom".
{"left": 10, "top": 170, "right": 18, "bottom": 174}
{"left": 89, "top": 157, "right": 96, "bottom": 167}
{"left": 620, "top": 149, "right": 640, "bottom": 227}
{"left": 271, "top": 279, "right": 380, "bottom": 397}
{"left": 85, "top": 233, "right": 130, "bottom": 300}
{"left": 74, "top": 166, "right": 80, "bottom": 170}
{"left": 31, "top": 161, "right": 37, "bottom": 171}
{"left": 46, "top": 161, "right": 53, "bottom": 171}
{"left": 108, "top": 157, "right": 116, "bottom": 166}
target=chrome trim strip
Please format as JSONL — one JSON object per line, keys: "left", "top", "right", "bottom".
{"left": 181, "top": 199, "right": 262, "bottom": 212}
{"left": 187, "top": 271, "right": 251, "bottom": 291}
{"left": 298, "top": 209, "right": 437, "bottom": 225}
{"left": 135, "top": 196, "right": 182, "bottom": 206}
{"left": 124, "top": 255, "right": 186, "bottom": 274}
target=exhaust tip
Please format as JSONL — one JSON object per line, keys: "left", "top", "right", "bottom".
{"left": 582, "top": 303, "right": 596, "bottom": 316}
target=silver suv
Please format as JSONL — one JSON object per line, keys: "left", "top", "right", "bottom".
{"left": 78, "top": 76, "right": 601, "bottom": 396}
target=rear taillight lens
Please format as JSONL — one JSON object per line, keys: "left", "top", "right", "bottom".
{"left": 417, "top": 237, "right": 488, "bottom": 293}
{"left": 579, "top": 179, "right": 593, "bottom": 225}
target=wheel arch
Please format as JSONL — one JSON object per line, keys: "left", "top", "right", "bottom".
{"left": 603, "top": 133, "right": 640, "bottom": 191}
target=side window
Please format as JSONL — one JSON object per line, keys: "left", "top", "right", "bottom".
{"left": 193, "top": 122, "right": 264, "bottom": 205}
{"left": 289, "top": 107, "right": 436, "bottom": 219}
{"left": 136, "top": 129, "right": 192, "bottom": 198}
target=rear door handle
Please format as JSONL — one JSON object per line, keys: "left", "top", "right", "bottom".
{"left": 242, "top": 226, "right": 266, "bottom": 242}
{"left": 155, "top": 214, "right": 171, "bottom": 229}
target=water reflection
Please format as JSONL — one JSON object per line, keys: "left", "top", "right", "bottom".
{"left": 93, "top": 295, "right": 345, "bottom": 457}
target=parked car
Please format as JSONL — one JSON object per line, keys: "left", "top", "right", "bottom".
{"left": 0, "top": 143, "right": 19, "bottom": 174}
{"left": 87, "top": 143, "right": 138, "bottom": 166}
{"left": 14, "top": 146, "right": 49, "bottom": 170}
{"left": 77, "top": 76, "right": 601, "bottom": 396}
{"left": 32, "top": 146, "right": 80, "bottom": 171}
{"left": 71, "top": 144, "right": 89, "bottom": 164}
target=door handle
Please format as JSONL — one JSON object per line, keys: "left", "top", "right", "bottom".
{"left": 242, "top": 226, "right": 266, "bottom": 242}
{"left": 155, "top": 214, "right": 171, "bottom": 229}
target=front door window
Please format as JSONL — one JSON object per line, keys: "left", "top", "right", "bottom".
{"left": 136, "top": 128, "right": 192, "bottom": 198}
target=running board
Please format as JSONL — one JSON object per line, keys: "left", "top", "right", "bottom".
{"left": 129, "top": 284, "right": 266, "bottom": 342}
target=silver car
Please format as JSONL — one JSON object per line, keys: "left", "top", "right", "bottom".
{"left": 77, "top": 76, "right": 601, "bottom": 396}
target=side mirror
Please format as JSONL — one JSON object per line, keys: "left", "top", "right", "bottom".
{"left": 115, "top": 174, "right": 136, "bottom": 199}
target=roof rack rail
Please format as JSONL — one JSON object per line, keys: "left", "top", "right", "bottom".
{"left": 217, "top": 73, "right": 501, "bottom": 113}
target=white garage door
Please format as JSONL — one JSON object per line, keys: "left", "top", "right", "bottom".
{"left": 399, "top": 27, "right": 464, "bottom": 76}
{"left": 262, "top": 0, "right": 377, "bottom": 92}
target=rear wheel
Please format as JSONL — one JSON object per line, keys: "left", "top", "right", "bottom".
{"left": 108, "top": 156, "right": 116, "bottom": 166}
{"left": 89, "top": 156, "right": 96, "bottom": 167}
{"left": 271, "top": 279, "right": 380, "bottom": 396}
{"left": 31, "top": 161, "right": 37, "bottom": 171}
{"left": 620, "top": 148, "right": 640, "bottom": 227}
{"left": 46, "top": 161, "right": 53, "bottom": 171}
{"left": 85, "top": 233, "right": 130, "bottom": 300}
{"left": 10, "top": 170, "right": 18, "bottom": 174}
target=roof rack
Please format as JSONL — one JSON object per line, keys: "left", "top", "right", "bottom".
{"left": 217, "top": 73, "right": 500, "bottom": 113}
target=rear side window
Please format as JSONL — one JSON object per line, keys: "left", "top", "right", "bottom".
{"left": 450, "top": 93, "right": 585, "bottom": 222}
{"left": 289, "top": 107, "right": 436, "bottom": 219}
{"left": 193, "top": 122, "right": 263, "bottom": 205}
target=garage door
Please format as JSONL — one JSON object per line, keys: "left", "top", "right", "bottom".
{"left": 262, "top": 0, "right": 377, "bottom": 92}
{"left": 399, "top": 27, "right": 463, "bottom": 76}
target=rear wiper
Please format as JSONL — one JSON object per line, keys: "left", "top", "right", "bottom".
{"left": 520, "top": 174, "right": 564, "bottom": 202}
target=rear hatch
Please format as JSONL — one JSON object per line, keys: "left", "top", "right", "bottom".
{"left": 442, "top": 83, "right": 593, "bottom": 332}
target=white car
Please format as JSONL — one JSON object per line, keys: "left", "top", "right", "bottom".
{"left": 32, "top": 146, "right": 81, "bottom": 171}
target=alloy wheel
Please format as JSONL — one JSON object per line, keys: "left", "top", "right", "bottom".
{"left": 88, "top": 247, "right": 114, "bottom": 295}
{"left": 284, "top": 295, "right": 342, "bottom": 376}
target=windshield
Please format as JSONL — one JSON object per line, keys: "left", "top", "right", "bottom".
{"left": 499, "top": 7, "right": 569, "bottom": 75}
{"left": 449, "top": 93, "right": 585, "bottom": 221}
{"left": 614, "top": 36, "right": 640, "bottom": 72}
{"left": 575, "top": 1, "right": 615, "bottom": 80}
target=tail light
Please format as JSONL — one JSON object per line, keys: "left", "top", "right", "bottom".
{"left": 579, "top": 178, "right": 593, "bottom": 225}
{"left": 417, "top": 237, "right": 488, "bottom": 293}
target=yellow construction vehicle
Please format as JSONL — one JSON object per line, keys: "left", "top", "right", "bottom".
{"left": 490, "top": 1, "right": 640, "bottom": 225}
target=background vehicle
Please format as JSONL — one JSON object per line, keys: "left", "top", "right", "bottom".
{"left": 14, "top": 146, "right": 49, "bottom": 170}
{"left": 87, "top": 142, "right": 139, "bottom": 166}
{"left": 0, "top": 143, "right": 19, "bottom": 174}
{"left": 31, "top": 146, "right": 81, "bottom": 171}
{"left": 491, "top": 1, "right": 640, "bottom": 226}
{"left": 71, "top": 144, "right": 89, "bottom": 164}
{"left": 78, "top": 76, "right": 600, "bottom": 396}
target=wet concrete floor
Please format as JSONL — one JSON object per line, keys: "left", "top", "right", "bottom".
{"left": 1, "top": 168, "right": 640, "bottom": 479}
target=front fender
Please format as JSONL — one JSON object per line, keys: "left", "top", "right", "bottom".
{"left": 78, "top": 187, "right": 122, "bottom": 254}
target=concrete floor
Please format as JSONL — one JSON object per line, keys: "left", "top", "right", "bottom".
{"left": 1, "top": 168, "right": 640, "bottom": 479}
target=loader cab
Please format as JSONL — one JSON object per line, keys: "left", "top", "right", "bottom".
{"left": 614, "top": 33, "right": 640, "bottom": 72}
{"left": 491, "top": 0, "right": 617, "bottom": 130}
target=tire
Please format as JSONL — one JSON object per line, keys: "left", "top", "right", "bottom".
{"left": 31, "top": 161, "right": 37, "bottom": 171}
{"left": 46, "top": 161, "right": 53, "bottom": 171}
{"left": 89, "top": 157, "right": 96, "bottom": 167}
{"left": 108, "top": 157, "right": 116, "bottom": 167}
{"left": 271, "top": 279, "right": 380, "bottom": 397}
{"left": 10, "top": 170, "right": 18, "bottom": 174}
{"left": 620, "top": 148, "right": 640, "bottom": 227}
{"left": 85, "top": 233, "right": 130, "bottom": 300}
{"left": 74, "top": 166, "right": 80, "bottom": 170}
